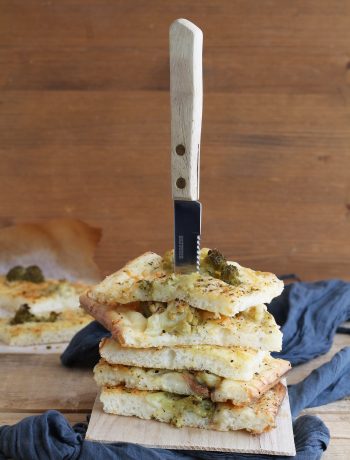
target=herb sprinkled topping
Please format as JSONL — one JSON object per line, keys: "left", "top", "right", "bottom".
{"left": 137, "top": 279, "right": 153, "bottom": 295}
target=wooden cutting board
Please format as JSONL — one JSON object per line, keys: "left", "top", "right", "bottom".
{"left": 86, "top": 380, "right": 295, "bottom": 456}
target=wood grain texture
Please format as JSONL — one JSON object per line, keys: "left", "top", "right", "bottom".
{"left": 0, "top": 353, "right": 95, "bottom": 412}
{"left": 0, "top": 1, "right": 350, "bottom": 280}
{"left": 0, "top": 412, "right": 89, "bottom": 426}
{"left": 170, "top": 19, "right": 202, "bottom": 200}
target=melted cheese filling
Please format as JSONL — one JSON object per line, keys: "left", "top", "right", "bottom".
{"left": 117, "top": 301, "right": 274, "bottom": 337}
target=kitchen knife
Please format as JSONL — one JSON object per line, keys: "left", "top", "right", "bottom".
{"left": 170, "top": 18, "right": 203, "bottom": 273}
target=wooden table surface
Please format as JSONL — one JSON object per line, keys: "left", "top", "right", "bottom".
{"left": 1, "top": 1, "right": 350, "bottom": 458}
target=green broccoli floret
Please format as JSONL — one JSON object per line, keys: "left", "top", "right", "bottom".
{"left": 9, "top": 304, "right": 36, "bottom": 325}
{"left": 6, "top": 266, "right": 26, "bottom": 282}
{"left": 221, "top": 264, "right": 240, "bottom": 286}
{"left": 23, "top": 265, "right": 45, "bottom": 283}
{"left": 9, "top": 304, "right": 60, "bottom": 325}
{"left": 6, "top": 265, "right": 45, "bottom": 283}
{"left": 203, "top": 249, "right": 241, "bottom": 286}
{"left": 206, "top": 249, "right": 226, "bottom": 271}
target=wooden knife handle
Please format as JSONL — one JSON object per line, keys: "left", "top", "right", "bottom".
{"left": 170, "top": 19, "right": 203, "bottom": 201}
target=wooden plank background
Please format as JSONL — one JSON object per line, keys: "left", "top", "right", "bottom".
{"left": 0, "top": 0, "right": 350, "bottom": 280}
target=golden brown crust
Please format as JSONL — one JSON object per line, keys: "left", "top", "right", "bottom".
{"left": 80, "top": 292, "right": 127, "bottom": 343}
{"left": 253, "top": 382, "right": 286, "bottom": 432}
{"left": 216, "top": 382, "right": 286, "bottom": 434}
{"left": 244, "top": 361, "right": 290, "bottom": 403}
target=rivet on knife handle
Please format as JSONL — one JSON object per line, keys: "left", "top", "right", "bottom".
{"left": 170, "top": 19, "right": 203, "bottom": 201}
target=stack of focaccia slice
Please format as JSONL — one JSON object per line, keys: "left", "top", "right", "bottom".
{"left": 81, "top": 249, "right": 290, "bottom": 434}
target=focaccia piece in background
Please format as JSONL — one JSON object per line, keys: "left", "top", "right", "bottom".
{"left": 0, "top": 276, "right": 89, "bottom": 318}
{"left": 100, "top": 382, "right": 286, "bottom": 434}
{"left": 99, "top": 338, "right": 267, "bottom": 380}
{"left": 81, "top": 297, "right": 282, "bottom": 351}
{"left": 88, "top": 251, "right": 284, "bottom": 317}
{"left": 94, "top": 356, "right": 290, "bottom": 406}
{"left": 0, "top": 309, "right": 92, "bottom": 346}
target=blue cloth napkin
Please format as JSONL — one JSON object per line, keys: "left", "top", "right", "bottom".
{"left": 269, "top": 280, "right": 350, "bottom": 364}
{"left": 2, "top": 279, "right": 350, "bottom": 459}
{"left": 61, "top": 321, "right": 110, "bottom": 368}
{"left": 288, "top": 346, "right": 350, "bottom": 417}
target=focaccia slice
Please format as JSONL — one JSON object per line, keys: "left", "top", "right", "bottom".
{"left": 0, "top": 309, "right": 92, "bottom": 346}
{"left": 81, "top": 297, "right": 281, "bottom": 351}
{"left": 100, "top": 338, "right": 267, "bottom": 380}
{"left": 0, "top": 275, "right": 89, "bottom": 317}
{"left": 100, "top": 382, "right": 286, "bottom": 434}
{"left": 87, "top": 251, "right": 283, "bottom": 317}
{"left": 94, "top": 356, "right": 290, "bottom": 406}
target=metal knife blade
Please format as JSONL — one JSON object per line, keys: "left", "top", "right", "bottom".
{"left": 170, "top": 19, "right": 203, "bottom": 274}
{"left": 174, "top": 200, "right": 201, "bottom": 273}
